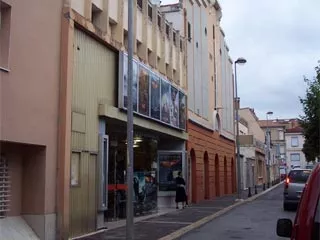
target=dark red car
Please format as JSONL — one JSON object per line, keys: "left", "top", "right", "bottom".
{"left": 276, "top": 163, "right": 320, "bottom": 240}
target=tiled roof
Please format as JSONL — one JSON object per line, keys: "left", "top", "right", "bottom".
{"left": 286, "top": 126, "right": 304, "bottom": 133}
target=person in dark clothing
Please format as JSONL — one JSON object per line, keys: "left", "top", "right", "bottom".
{"left": 175, "top": 171, "right": 187, "bottom": 209}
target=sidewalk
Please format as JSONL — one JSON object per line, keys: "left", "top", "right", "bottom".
{"left": 78, "top": 185, "right": 268, "bottom": 240}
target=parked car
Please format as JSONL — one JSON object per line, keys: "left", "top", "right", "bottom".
{"left": 276, "top": 163, "right": 320, "bottom": 240}
{"left": 283, "top": 168, "right": 311, "bottom": 211}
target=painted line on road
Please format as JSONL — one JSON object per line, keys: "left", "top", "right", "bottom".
{"left": 141, "top": 220, "right": 193, "bottom": 225}
{"left": 158, "top": 182, "right": 283, "bottom": 240}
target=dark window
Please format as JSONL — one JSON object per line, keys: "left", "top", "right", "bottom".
{"left": 173, "top": 32, "right": 176, "bottom": 44}
{"left": 148, "top": 4, "right": 152, "bottom": 20}
{"left": 196, "top": 42, "right": 198, "bottom": 48}
{"left": 137, "top": 0, "right": 142, "bottom": 9}
{"left": 180, "top": 39, "right": 183, "bottom": 52}
{"left": 166, "top": 24, "right": 169, "bottom": 37}
{"left": 157, "top": 15, "right": 161, "bottom": 28}
{"left": 205, "top": 27, "right": 207, "bottom": 36}
{"left": 212, "top": 25, "right": 215, "bottom": 39}
{"left": 187, "top": 22, "right": 191, "bottom": 41}
{"left": 288, "top": 170, "right": 311, "bottom": 183}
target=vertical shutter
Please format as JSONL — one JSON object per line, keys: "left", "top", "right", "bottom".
{"left": 0, "top": 156, "right": 10, "bottom": 218}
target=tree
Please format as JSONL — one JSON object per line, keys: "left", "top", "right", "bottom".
{"left": 299, "top": 62, "right": 320, "bottom": 162}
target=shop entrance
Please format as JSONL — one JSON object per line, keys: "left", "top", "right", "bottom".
{"left": 106, "top": 123, "right": 158, "bottom": 221}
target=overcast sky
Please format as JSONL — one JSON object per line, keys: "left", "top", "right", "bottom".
{"left": 161, "top": 0, "right": 320, "bottom": 120}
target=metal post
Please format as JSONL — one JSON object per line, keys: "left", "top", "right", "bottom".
{"left": 126, "top": 0, "right": 134, "bottom": 239}
{"left": 234, "top": 63, "right": 242, "bottom": 200}
{"left": 266, "top": 114, "right": 271, "bottom": 189}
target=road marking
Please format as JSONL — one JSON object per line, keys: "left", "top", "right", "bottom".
{"left": 188, "top": 206, "right": 224, "bottom": 209}
{"left": 159, "top": 183, "right": 283, "bottom": 240}
{"left": 141, "top": 220, "right": 193, "bottom": 225}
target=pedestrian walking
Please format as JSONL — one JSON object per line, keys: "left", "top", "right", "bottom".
{"left": 175, "top": 171, "right": 187, "bottom": 209}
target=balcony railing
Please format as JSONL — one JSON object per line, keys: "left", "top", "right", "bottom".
{"left": 239, "top": 135, "right": 266, "bottom": 152}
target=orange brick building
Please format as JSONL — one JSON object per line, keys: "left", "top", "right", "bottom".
{"left": 187, "top": 121, "right": 236, "bottom": 203}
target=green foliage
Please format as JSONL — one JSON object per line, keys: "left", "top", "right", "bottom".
{"left": 299, "top": 62, "right": 320, "bottom": 162}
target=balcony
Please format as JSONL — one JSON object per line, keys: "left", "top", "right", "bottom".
{"left": 239, "top": 135, "right": 266, "bottom": 154}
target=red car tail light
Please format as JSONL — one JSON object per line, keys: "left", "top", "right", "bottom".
{"left": 285, "top": 178, "right": 290, "bottom": 189}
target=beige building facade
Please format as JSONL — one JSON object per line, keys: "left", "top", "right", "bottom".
{"left": 238, "top": 108, "right": 267, "bottom": 187}
{"left": 58, "top": 0, "right": 188, "bottom": 239}
{"left": 161, "top": 0, "right": 236, "bottom": 203}
{"left": 0, "top": 0, "right": 62, "bottom": 239}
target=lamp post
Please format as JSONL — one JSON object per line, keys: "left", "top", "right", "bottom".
{"left": 234, "top": 57, "right": 247, "bottom": 200}
{"left": 266, "top": 111, "right": 273, "bottom": 189}
{"left": 126, "top": 0, "right": 134, "bottom": 239}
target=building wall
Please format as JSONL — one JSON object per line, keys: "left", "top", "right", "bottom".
{"left": 239, "top": 109, "right": 265, "bottom": 142}
{"left": 59, "top": 0, "right": 188, "bottom": 238}
{"left": 188, "top": 122, "right": 236, "bottom": 203}
{"left": 1, "top": 0, "right": 62, "bottom": 239}
{"left": 286, "top": 133, "right": 307, "bottom": 169}
{"left": 160, "top": 1, "right": 236, "bottom": 203}
{"left": 239, "top": 121, "right": 249, "bottom": 135}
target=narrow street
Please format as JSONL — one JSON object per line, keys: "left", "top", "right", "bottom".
{"left": 180, "top": 185, "right": 295, "bottom": 240}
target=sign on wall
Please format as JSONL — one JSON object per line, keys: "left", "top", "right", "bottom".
{"left": 118, "top": 51, "right": 187, "bottom": 131}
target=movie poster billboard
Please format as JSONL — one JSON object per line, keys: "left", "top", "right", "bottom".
{"left": 138, "top": 66, "right": 150, "bottom": 116}
{"left": 150, "top": 73, "right": 161, "bottom": 120}
{"left": 161, "top": 79, "right": 171, "bottom": 124}
{"left": 170, "top": 86, "right": 179, "bottom": 127}
{"left": 122, "top": 54, "right": 138, "bottom": 112}
{"left": 158, "top": 153, "right": 183, "bottom": 191}
{"left": 119, "top": 51, "right": 187, "bottom": 131}
{"left": 179, "top": 91, "right": 186, "bottom": 130}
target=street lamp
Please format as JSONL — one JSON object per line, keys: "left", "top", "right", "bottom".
{"left": 266, "top": 111, "right": 273, "bottom": 189}
{"left": 234, "top": 57, "right": 247, "bottom": 200}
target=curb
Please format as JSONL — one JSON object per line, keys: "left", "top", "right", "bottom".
{"left": 158, "top": 182, "right": 283, "bottom": 240}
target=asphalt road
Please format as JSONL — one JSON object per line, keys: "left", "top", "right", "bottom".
{"left": 180, "top": 184, "right": 296, "bottom": 240}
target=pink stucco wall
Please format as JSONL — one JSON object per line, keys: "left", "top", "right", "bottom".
{"left": 0, "top": 0, "right": 62, "bottom": 214}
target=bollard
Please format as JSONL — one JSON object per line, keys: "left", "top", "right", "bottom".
{"left": 248, "top": 187, "right": 252, "bottom": 198}
{"left": 255, "top": 185, "right": 258, "bottom": 194}
{"left": 267, "top": 182, "right": 270, "bottom": 188}
{"left": 263, "top": 183, "right": 266, "bottom": 191}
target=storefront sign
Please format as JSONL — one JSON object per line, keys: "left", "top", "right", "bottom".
{"left": 158, "top": 152, "right": 183, "bottom": 191}
{"left": 118, "top": 51, "right": 187, "bottom": 131}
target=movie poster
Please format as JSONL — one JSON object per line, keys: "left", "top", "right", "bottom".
{"left": 138, "top": 66, "right": 150, "bottom": 116}
{"left": 161, "top": 79, "right": 171, "bottom": 124}
{"left": 150, "top": 73, "right": 161, "bottom": 120}
{"left": 158, "top": 153, "right": 183, "bottom": 191}
{"left": 133, "top": 171, "right": 157, "bottom": 213}
{"left": 123, "top": 54, "right": 138, "bottom": 112}
{"left": 170, "top": 86, "right": 179, "bottom": 127}
{"left": 179, "top": 91, "right": 186, "bottom": 130}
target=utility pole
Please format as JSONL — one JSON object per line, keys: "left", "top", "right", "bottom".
{"left": 126, "top": 0, "right": 134, "bottom": 239}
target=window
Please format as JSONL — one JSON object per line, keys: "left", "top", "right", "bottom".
{"left": 288, "top": 170, "right": 311, "bottom": 183}
{"left": 212, "top": 25, "right": 215, "bottom": 39}
{"left": 148, "top": 4, "right": 152, "bottom": 20}
{"left": 180, "top": 39, "right": 183, "bottom": 52}
{"left": 173, "top": 32, "right": 176, "bottom": 45}
{"left": 137, "top": 0, "right": 142, "bottom": 10}
{"left": 279, "top": 130, "right": 284, "bottom": 140}
{"left": 204, "top": 27, "right": 207, "bottom": 36}
{"left": 0, "top": 2, "right": 11, "bottom": 70}
{"left": 157, "top": 15, "right": 161, "bottom": 29}
{"left": 291, "top": 136, "right": 299, "bottom": 147}
{"left": 290, "top": 153, "right": 300, "bottom": 162}
{"left": 165, "top": 24, "right": 169, "bottom": 38}
{"left": 187, "top": 22, "right": 191, "bottom": 41}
